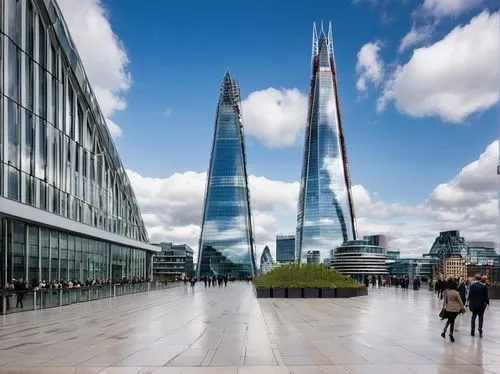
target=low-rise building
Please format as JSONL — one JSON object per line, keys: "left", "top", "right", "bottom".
{"left": 152, "top": 243, "right": 194, "bottom": 280}
{"left": 443, "top": 255, "right": 466, "bottom": 279}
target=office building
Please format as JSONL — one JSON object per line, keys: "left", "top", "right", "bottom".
{"left": 295, "top": 22, "right": 356, "bottom": 262}
{"left": 443, "top": 255, "right": 466, "bottom": 279}
{"left": 306, "top": 250, "right": 321, "bottom": 264}
{"left": 276, "top": 235, "right": 295, "bottom": 263}
{"left": 331, "top": 239, "right": 388, "bottom": 281}
{"left": 0, "top": 0, "right": 159, "bottom": 286}
{"left": 152, "top": 243, "right": 194, "bottom": 280}
{"left": 197, "top": 71, "right": 256, "bottom": 278}
{"left": 387, "top": 257, "right": 437, "bottom": 280}
{"left": 260, "top": 246, "right": 275, "bottom": 275}
{"left": 363, "top": 235, "right": 388, "bottom": 249}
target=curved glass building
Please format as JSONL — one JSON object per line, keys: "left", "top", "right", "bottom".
{"left": 0, "top": 0, "right": 159, "bottom": 286}
{"left": 260, "top": 246, "right": 274, "bottom": 275}
{"left": 330, "top": 240, "right": 388, "bottom": 279}
{"left": 296, "top": 22, "right": 356, "bottom": 262}
{"left": 197, "top": 71, "right": 256, "bottom": 278}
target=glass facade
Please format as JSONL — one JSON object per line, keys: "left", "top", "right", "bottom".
{"left": 197, "top": 71, "right": 256, "bottom": 278}
{"left": 296, "top": 23, "right": 356, "bottom": 262}
{"left": 259, "top": 245, "right": 273, "bottom": 275}
{"left": 0, "top": 0, "right": 157, "bottom": 286}
{"left": 276, "top": 235, "right": 295, "bottom": 263}
{"left": 428, "top": 230, "right": 468, "bottom": 259}
{"left": 152, "top": 242, "right": 194, "bottom": 280}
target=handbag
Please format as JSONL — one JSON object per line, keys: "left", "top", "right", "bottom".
{"left": 439, "top": 308, "right": 446, "bottom": 319}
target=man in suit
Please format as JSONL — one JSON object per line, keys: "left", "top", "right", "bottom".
{"left": 467, "top": 274, "right": 490, "bottom": 337}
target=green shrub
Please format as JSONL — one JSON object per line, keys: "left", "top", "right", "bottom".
{"left": 253, "top": 263, "right": 361, "bottom": 289}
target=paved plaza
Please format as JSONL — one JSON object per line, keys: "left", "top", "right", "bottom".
{"left": 0, "top": 283, "right": 498, "bottom": 374}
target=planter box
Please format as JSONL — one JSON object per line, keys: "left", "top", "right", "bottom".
{"left": 489, "top": 287, "right": 500, "bottom": 299}
{"left": 320, "top": 288, "right": 336, "bottom": 298}
{"left": 287, "top": 288, "right": 303, "bottom": 298}
{"left": 337, "top": 287, "right": 366, "bottom": 298}
{"left": 255, "top": 288, "right": 271, "bottom": 298}
{"left": 272, "top": 288, "right": 286, "bottom": 298}
{"left": 303, "top": 288, "right": 320, "bottom": 298}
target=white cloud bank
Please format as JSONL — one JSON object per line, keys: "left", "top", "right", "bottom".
{"left": 355, "top": 41, "right": 384, "bottom": 93}
{"left": 128, "top": 139, "right": 499, "bottom": 261}
{"left": 379, "top": 10, "right": 500, "bottom": 123}
{"left": 241, "top": 88, "right": 308, "bottom": 148}
{"left": 57, "top": 0, "right": 132, "bottom": 138}
{"left": 398, "top": 23, "right": 433, "bottom": 52}
{"left": 421, "top": 0, "right": 485, "bottom": 18}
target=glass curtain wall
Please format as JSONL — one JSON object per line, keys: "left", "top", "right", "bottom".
{"left": 0, "top": 216, "right": 147, "bottom": 286}
{"left": 0, "top": 0, "right": 149, "bottom": 243}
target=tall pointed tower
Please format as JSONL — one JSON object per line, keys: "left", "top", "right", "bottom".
{"left": 197, "top": 71, "right": 257, "bottom": 278}
{"left": 295, "top": 22, "right": 357, "bottom": 262}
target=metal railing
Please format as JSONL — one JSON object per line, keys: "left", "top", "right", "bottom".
{"left": 0, "top": 281, "right": 177, "bottom": 315}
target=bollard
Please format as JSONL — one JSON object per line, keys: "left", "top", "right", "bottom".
{"left": 2, "top": 295, "right": 6, "bottom": 315}
{"left": 59, "top": 289, "right": 62, "bottom": 306}
{"left": 33, "top": 291, "right": 37, "bottom": 310}
{"left": 113, "top": 284, "right": 116, "bottom": 297}
{"left": 148, "top": 282, "right": 150, "bottom": 292}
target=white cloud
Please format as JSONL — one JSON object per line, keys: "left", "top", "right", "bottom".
{"left": 378, "top": 10, "right": 500, "bottom": 122}
{"left": 57, "top": 0, "right": 132, "bottom": 138}
{"left": 355, "top": 41, "right": 384, "bottom": 93}
{"left": 241, "top": 88, "right": 308, "bottom": 148}
{"left": 421, "top": 0, "right": 485, "bottom": 18}
{"left": 164, "top": 107, "right": 173, "bottom": 117}
{"left": 128, "top": 139, "right": 498, "bottom": 262}
{"left": 399, "top": 24, "right": 433, "bottom": 52}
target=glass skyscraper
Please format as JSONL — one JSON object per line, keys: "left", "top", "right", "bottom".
{"left": 295, "top": 22, "right": 357, "bottom": 262}
{"left": 0, "top": 0, "right": 159, "bottom": 286}
{"left": 197, "top": 71, "right": 256, "bottom": 278}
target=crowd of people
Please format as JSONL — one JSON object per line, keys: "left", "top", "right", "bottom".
{"left": 437, "top": 274, "right": 490, "bottom": 343}
{"left": 1, "top": 276, "right": 147, "bottom": 310}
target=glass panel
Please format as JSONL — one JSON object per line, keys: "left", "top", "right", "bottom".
{"left": 7, "top": 40, "right": 19, "bottom": 101}
{"left": 26, "top": 1, "right": 34, "bottom": 56}
{"left": 23, "top": 110, "right": 35, "bottom": 174}
{"left": 8, "top": 165, "right": 20, "bottom": 201}
{"left": 41, "top": 228, "right": 50, "bottom": 281}
{"left": 27, "top": 226, "right": 39, "bottom": 284}
{"left": 39, "top": 66, "right": 47, "bottom": 118}
{"left": 6, "top": 0, "right": 21, "bottom": 44}
{"left": 7, "top": 99, "right": 20, "bottom": 167}
{"left": 36, "top": 119, "right": 47, "bottom": 180}
{"left": 11, "top": 222, "right": 25, "bottom": 281}
{"left": 50, "top": 231, "right": 59, "bottom": 282}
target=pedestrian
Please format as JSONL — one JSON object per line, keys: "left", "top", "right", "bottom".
{"left": 440, "top": 279, "right": 465, "bottom": 343}
{"left": 467, "top": 274, "right": 490, "bottom": 337}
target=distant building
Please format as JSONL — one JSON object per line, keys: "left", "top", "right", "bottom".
{"left": 197, "top": 72, "right": 257, "bottom": 278}
{"left": 295, "top": 22, "right": 356, "bottom": 262}
{"left": 466, "top": 241, "right": 499, "bottom": 266}
{"left": 363, "top": 235, "right": 389, "bottom": 249}
{"left": 388, "top": 257, "right": 437, "bottom": 280}
{"left": 387, "top": 250, "right": 401, "bottom": 261}
{"left": 276, "top": 235, "right": 295, "bottom": 263}
{"left": 260, "top": 246, "right": 275, "bottom": 275}
{"left": 153, "top": 243, "right": 194, "bottom": 280}
{"left": 306, "top": 250, "right": 321, "bottom": 264}
{"left": 331, "top": 240, "right": 388, "bottom": 281}
{"left": 443, "top": 255, "right": 466, "bottom": 279}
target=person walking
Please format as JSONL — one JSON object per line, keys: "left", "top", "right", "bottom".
{"left": 440, "top": 279, "right": 465, "bottom": 343}
{"left": 467, "top": 274, "right": 489, "bottom": 337}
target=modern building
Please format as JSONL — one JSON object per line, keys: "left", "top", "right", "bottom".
{"left": 387, "top": 257, "right": 437, "bottom": 280}
{"left": 197, "top": 71, "right": 256, "bottom": 278}
{"left": 260, "top": 246, "right": 275, "bottom": 275}
{"left": 387, "top": 250, "right": 401, "bottom": 261}
{"left": 466, "top": 241, "right": 499, "bottom": 266}
{"left": 0, "top": 0, "right": 159, "bottom": 287}
{"left": 152, "top": 242, "right": 194, "bottom": 280}
{"left": 364, "top": 235, "right": 389, "bottom": 249}
{"left": 330, "top": 239, "right": 388, "bottom": 282}
{"left": 295, "top": 22, "right": 356, "bottom": 262}
{"left": 276, "top": 235, "right": 295, "bottom": 263}
{"left": 306, "top": 250, "right": 321, "bottom": 264}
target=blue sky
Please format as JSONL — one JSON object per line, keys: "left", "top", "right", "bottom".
{"left": 106, "top": 0, "right": 497, "bottom": 204}
{"left": 59, "top": 0, "right": 499, "bottom": 256}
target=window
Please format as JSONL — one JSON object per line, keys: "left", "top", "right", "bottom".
{"left": 36, "top": 120, "right": 47, "bottom": 181}
{"left": 7, "top": 0, "right": 20, "bottom": 44}
{"left": 25, "top": 58, "right": 34, "bottom": 110}
{"left": 38, "top": 19, "right": 46, "bottom": 67}
{"left": 7, "top": 100, "right": 20, "bottom": 168}
{"left": 26, "top": 1, "right": 34, "bottom": 56}
{"left": 23, "top": 110, "right": 35, "bottom": 174}
{"left": 7, "top": 40, "right": 19, "bottom": 101}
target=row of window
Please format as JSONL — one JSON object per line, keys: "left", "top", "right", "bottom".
{"left": 0, "top": 217, "right": 149, "bottom": 286}
{"left": 0, "top": 1, "right": 148, "bottom": 243}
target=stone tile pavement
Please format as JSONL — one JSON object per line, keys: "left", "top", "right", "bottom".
{"left": 0, "top": 282, "right": 498, "bottom": 373}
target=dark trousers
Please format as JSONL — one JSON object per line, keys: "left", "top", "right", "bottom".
{"left": 16, "top": 294, "right": 23, "bottom": 308}
{"left": 471, "top": 307, "right": 485, "bottom": 332}
{"left": 444, "top": 312, "right": 459, "bottom": 335}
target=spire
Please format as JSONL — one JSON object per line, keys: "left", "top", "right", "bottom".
{"left": 219, "top": 70, "right": 240, "bottom": 107}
